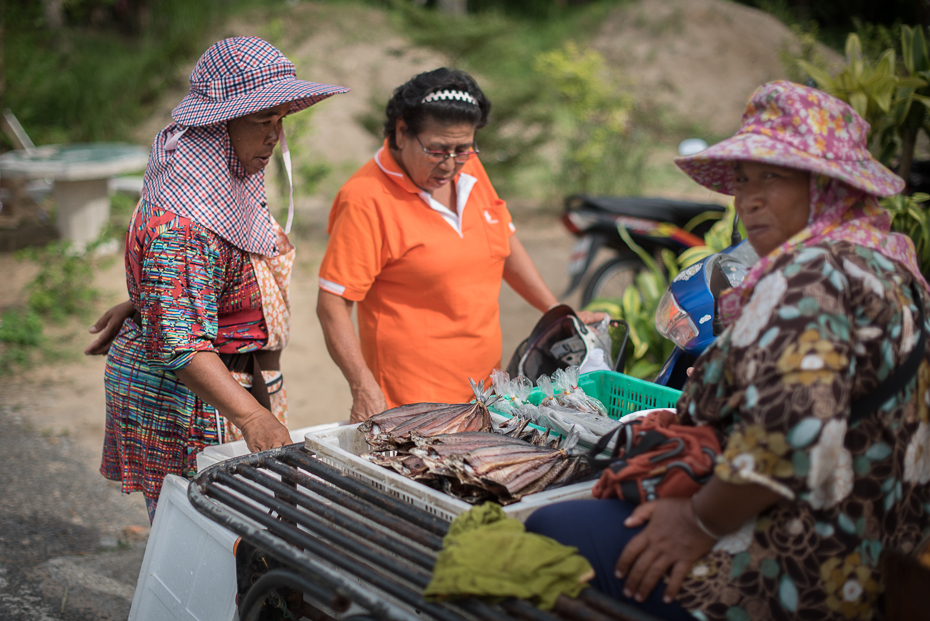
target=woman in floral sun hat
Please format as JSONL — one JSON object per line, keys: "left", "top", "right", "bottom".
{"left": 526, "top": 81, "right": 930, "bottom": 620}
{"left": 86, "top": 37, "right": 348, "bottom": 522}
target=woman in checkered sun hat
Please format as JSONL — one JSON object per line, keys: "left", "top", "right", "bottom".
{"left": 86, "top": 37, "right": 348, "bottom": 522}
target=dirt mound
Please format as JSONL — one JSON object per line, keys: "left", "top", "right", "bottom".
{"left": 592, "top": 0, "right": 842, "bottom": 137}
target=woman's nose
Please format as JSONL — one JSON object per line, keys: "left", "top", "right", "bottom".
{"left": 735, "top": 186, "right": 763, "bottom": 214}
{"left": 437, "top": 156, "right": 456, "bottom": 171}
{"left": 266, "top": 122, "right": 282, "bottom": 145}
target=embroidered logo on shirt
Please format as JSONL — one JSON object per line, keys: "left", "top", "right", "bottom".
{"left": 484, "top": 210, "right": 499, "bottom": 224}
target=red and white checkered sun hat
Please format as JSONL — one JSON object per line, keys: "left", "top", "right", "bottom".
{"left": 172, "top": 37, "right": 349, "bottom": 126}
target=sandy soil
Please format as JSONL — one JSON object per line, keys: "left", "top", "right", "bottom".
{"left": 592, "top": 0, "right": 842, "bottom": 137}
{"left": 0, "top": 216, "right": 581, "bottom": 464}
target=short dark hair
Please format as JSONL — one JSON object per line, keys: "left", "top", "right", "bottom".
{"left": 383, "top": 68, "right": 491, "bottom": 150}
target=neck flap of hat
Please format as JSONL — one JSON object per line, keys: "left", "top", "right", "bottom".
{"left": 719, "top": 175, "right": 929, "bottom": 326}
{"left": 140, "top": 122, "right": 278, "bottom": 256}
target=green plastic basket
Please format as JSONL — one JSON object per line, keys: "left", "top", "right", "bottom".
{"left": 493, "top": 370, "right": 682, "bottom": 421}
{"left": 571, "top": 370, "right": 682, "bottom": 419}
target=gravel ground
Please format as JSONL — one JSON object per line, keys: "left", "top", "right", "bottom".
{"left": 0, "top": 404, "right": 150, "bottom": 621}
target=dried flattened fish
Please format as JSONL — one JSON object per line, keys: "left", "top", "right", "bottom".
{"left": 359, "top": 402, "right": 449, "bottom": 436}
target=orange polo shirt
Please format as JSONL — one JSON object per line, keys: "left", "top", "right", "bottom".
{"left": 318, "top": 142, "right": 515, "bottom": 407}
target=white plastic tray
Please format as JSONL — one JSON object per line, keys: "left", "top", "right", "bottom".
{"left": 196, "top": 423, "right": 342, "bottom": 472}
{"left": 304, "top": 419, "right": 594, "bottom": 523}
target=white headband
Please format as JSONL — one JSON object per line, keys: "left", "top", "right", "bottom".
{"left": 421, "top": 89, "right": 478, "bottom": 106}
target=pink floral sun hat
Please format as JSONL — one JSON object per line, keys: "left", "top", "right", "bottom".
{"left": 675, "top": 80, "right": 904, "bottom": 197}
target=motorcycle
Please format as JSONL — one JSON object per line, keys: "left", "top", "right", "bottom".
{"left": 652, "top": 224, "right": 759, "bottom": 389}
{"left": 562, "top": 194, "right": 726, "bottom": 307}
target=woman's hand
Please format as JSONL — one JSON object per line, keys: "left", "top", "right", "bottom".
{"left": 576, "top": 310, "right": 608, "bottom": 325}
{"left": 615, "top": 498, "right": 717, "bottom": 604}
{"left": 350, "top": 382, "right": 387, "bottom": 424}
{"left": 84, "top": 300, "right": 135, "bottom": 355}
{"left": 237, "top": 406, "right": 292, "bottom": 452}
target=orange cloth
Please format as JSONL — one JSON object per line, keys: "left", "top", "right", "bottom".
{"left": 318, "top": 142, "right": 515, "bottom": 407}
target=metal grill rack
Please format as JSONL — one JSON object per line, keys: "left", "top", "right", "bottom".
{"left": 188, "top": 443, "right": 663, "bottom": 621}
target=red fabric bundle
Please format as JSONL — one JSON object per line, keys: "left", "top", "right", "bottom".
{"left": 591, "top": 410, "right": 721, "bottom": 504}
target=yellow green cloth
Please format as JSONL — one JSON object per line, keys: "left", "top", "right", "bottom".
{"left": 423, "top": 503, "right": 593, "bottom": 610}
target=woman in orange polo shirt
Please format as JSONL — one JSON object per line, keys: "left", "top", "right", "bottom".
{"left": 317, "top": 68, "right": 598, "bottom": 422}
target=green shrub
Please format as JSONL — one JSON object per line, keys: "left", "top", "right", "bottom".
{"left": 2, "top": 0, "right": 259, "bottom": 146}
{"left": 386, "top": 0, "right": 620, "bottom": 199}
{"left": 794, "top": 27, "right": 930, "bottom": 185}
{"left": 0, "top": 239, "right": 102, "bottom": 374}
{"left": 584, "top": 225, "right": 677, "bottom": 380}
{"left": 534, "top": 41, "right": 646, "bottom": 196}
{"left": 19, "top": 243, "right": 99, "bottom": 322}
{"left": 0, "top": 309, "right": 44, "bottom": 370}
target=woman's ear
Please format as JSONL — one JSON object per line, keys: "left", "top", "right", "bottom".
{"left": 395, "top": 119, "right": 408, "bottom": 149}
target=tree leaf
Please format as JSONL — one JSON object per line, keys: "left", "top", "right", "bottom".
{"left": 870, "top": 77, "right": 897, "bottom": 112}
{"left": 849, "top": 91, "right": 869, "bottom": 118}
{"left": 679, "top": 246, "right": 714, "bottom": 268}
{"left": 896, "top": 77, "right": 928, "bottom": 89}
{"left": 797, "top": 60, "right": 836, "bottom": 91}
{"left": 914, "top": 93, "right": 930, "bottom": 111}
{"left": 875, "top": 50, "right": 896, "bottom": 79}
{"left": 845, "top": 33, "right": 863, "bottom": 66}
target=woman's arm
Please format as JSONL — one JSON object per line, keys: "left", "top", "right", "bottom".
{"left": 503, "top": 235, "right": 606, "bottom": 323}
{"left": 316, "top": 290, "right": 386, "bottom": 423}
{"left": 615, "top": 477, "right": 782, "bottom": 604}
{"left": 503, "top": 235, "right": 559, "bottom": 312}
{"left": 174, "top": 352, "right": 290, "bottom": 452}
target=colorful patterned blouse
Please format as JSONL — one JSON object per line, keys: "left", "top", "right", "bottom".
{"left": 101, "top": 201, "right": 272, "bottom": 499}
{"left": 676, "top": 241, "right": 930, "bottom": 621}
{"left": 125, "top": 200, "right": 268, "bottom": 367}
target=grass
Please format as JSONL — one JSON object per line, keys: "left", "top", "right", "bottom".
{"left": 1, "top": 0, "right": 261, "bottom": 147}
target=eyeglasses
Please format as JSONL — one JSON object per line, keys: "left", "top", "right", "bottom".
{"left": 414, "top": 134, "right": 479, "bottom": 164}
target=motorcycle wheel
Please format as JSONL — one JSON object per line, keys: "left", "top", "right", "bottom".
{"left": 581, "top": 256, "right": 646, "bottom": 307}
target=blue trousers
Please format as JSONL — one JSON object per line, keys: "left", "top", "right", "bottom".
{"left": 524, "top": 499, "right": 696, "bottom": 621}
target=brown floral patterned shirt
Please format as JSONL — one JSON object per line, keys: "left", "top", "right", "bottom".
{"left": 676, "top": 240, "right": 930, "bottom": 621}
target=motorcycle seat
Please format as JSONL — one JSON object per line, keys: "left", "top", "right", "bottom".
{"left": 567, "top": 195, "right": 725, "bottom": 227}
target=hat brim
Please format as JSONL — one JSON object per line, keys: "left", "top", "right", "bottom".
{"left": 675, "top": 133, "right": 904, "bottom": 197}
{"left": 172, "top": 78, "right": 350, "bottom": 127}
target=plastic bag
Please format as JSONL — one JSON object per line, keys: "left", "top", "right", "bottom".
{"left": 550, "top": 367, "right": 608, "bottom": 416}
{"left": 490, "top": 369, "right": 516, "bottom": 414}
{"left": 536, "top": 375, "right": 558, "bottom": 408}
{"left": 579, "top": 317, "right": 614, "bottom": 374}
{"left": 490, "top": 369, "right": 535, "bottom": 414}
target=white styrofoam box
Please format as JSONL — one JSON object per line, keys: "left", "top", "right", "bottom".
{"left": 196, "top": 423, "right": 342, "bottom": 472}
{"left": 128, "top": 474, "right": 238, "bottom": 621}
{"left": 304, "top": 420, "right": 595, "bottom": 523}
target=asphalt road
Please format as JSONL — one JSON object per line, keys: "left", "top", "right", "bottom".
{"left": 0, "top": 404, "right": 149, "bottom": 621}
